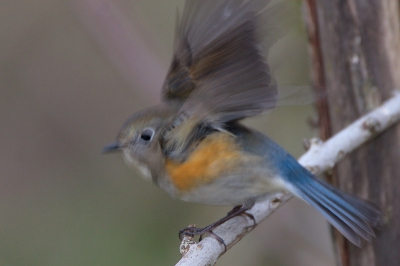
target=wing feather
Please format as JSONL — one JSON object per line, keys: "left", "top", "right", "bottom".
{"left": 161, "top": 0, "right": 292, "bottom": 159}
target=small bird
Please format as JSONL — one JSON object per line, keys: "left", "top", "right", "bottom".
{"left": 104, "top": 0, "right": 382, "bottom": 247}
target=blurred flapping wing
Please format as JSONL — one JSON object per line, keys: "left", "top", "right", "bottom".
{"left": 161, "top": 0, "right": 289, "bottom": 159}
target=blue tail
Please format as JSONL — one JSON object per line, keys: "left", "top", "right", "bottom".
{"left": 238, "top": 127, "right": 382, "bottom": 246}
{"left": 281, "top": 157, "right": 382, "bottom": 247}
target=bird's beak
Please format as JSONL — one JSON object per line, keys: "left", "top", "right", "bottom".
{"left": 102, "top": 141, "right": 121, "bottom": 153}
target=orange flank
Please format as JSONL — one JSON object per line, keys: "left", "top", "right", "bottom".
{"left": 165, "top": 133, "right": 241, "bottom": 192}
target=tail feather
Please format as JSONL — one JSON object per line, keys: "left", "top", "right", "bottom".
{"left": 305, "top": 180, "right": 376, "bottom": 234}
{"left": 297, "top": 189, "right": 365, "bottom": 245}
{"left": 297, "top": 181, "right": 374, "bottom": 241}
{"left": 315, "top": 189, "right": 375, "bottom": 238}
{"left": 290, "top": 170, "right": 382, "bottom": 247}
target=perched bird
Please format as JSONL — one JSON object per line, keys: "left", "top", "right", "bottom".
{"left": 104, "top": 0, "right": 382, "bottom": 247}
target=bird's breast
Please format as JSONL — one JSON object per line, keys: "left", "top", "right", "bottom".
{"left": 165, "top": 132, "right": 244, "bottom": 192}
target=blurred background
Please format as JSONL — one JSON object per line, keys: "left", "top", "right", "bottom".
{"left": 0, "top": 0, "right": 336, "bottom": 265}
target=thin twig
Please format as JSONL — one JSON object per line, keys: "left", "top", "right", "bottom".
{"left": 69, "top": 0, "right": 167, "bottom": 100}
{"left": 176, "top": 91, "right": 400, "bottom": 266}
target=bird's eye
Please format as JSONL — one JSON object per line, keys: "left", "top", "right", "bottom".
{"left": 140, "top": 128, "right": 155, "bottom": 142}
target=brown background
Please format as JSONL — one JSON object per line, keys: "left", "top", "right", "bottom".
{"left": 0, "top": 0, "right": 335, "bottom": 265}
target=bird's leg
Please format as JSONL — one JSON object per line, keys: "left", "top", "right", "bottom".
{"left": 227, "top": 205, "right": 257, "bottom": 228}
{"left": 179, "top": 200, "right": 256, "bottom": 251}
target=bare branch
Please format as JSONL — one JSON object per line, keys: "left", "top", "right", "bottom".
{"left": 176, "top": 91, "right": 400, "bottom": 266}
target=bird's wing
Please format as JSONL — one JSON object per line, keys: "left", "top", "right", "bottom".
{"left": 161, "top": 0, "right": 284, "bottom": 107}
{"left": 161, "top": 0, "right": 291, "bottom": 159}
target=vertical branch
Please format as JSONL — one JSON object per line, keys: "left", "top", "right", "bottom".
{"left": 305, "top": 0, "right": 400, "bottom": 265}
{"left": 303, "top": 0, "right": 331, "bottom": 141}
{"left": 303, "top": 1, "right": 345, "bottom": 264}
